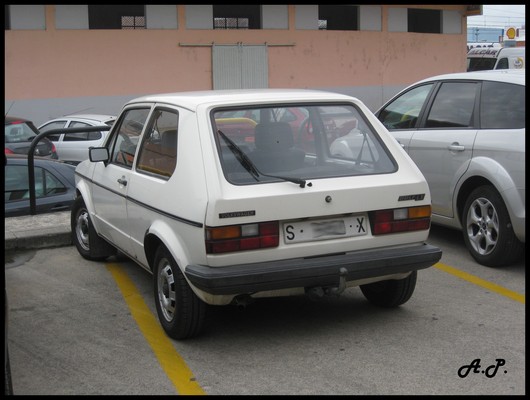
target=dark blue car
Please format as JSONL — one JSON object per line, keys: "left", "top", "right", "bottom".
{"left": 5, "top": 154, "right": 76, "bottom": 217}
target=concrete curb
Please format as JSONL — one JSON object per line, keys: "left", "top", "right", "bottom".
{"left": 4, "top": 211, "right": 72, "bottom": 251}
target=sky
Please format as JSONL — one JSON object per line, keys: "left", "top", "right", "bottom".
{"left": 466, "top": 4, "right": 526, "bottom": 28}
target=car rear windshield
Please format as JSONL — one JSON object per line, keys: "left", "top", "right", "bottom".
{"left": 5, "top": 121, "right": 39, "bottom": 143}
{"left": 212, "top": 103, "right": 397, "bottom": 185}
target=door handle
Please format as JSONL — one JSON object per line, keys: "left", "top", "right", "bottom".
{"left": 448, "top": 143, "right": 465, "bottom": 152}
{"left": 117, "top": 178, "right": 128, "bottom": 186}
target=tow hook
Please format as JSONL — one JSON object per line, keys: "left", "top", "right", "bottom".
{"left": 326, "top": 267, "right": 348, "bottom": 296}
{"left": 305, "top": 267, "right": 348, "bottom": 299}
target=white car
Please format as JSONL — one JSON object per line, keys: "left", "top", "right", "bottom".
{"left": 71, "top": 89, "right": 441, "bottom": 339}
{"left": 375, "top": 70, "right": 525, "bottom": 267}
{"left": 39, "top": 114, "right": 116, "bottom": 164}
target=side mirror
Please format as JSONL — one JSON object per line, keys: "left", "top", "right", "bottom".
{"left": 89, "top": 147, "right": 110, "bottom": 164}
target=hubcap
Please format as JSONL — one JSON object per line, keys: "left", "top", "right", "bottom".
{"left": 75, "top": 210, "right": 90, "bottom": 252}
{"left": 157, "top": 259, "right": 176, "bottom": 322}
{"left": 466, "top": 197, "right": 499, "bottom": 256}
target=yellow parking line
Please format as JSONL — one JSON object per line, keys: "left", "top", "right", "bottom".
{"left": 106, "top": 263, "right": 206, "bottom": 395}
{"left": 435, "top": 262, "right": 525, "bottom": 304}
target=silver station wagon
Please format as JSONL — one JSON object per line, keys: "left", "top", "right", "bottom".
{"left": 71, "top": 89, "right": 442, "bottom": 339}
{"left": 375, "top": 70, "right": 525, "bottom": 267}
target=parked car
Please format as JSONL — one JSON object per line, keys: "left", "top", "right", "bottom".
{"left": 38, "top": 114, "right": 116, "bottom": 165}
{"left": 5, "top": 154, "right": 76, "bottom": 217}
{"left": 5, "top": 116, "right": 58, "bottom": 159}
{"left": 375, "top": 70, "right": 525, "bottom": 267}
{"left": 71, "top": 89, "right": 442, "bottom": 340}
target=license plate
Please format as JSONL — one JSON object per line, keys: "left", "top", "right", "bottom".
{"left": 283, "top": 215, "right": 367, "bottom": 244}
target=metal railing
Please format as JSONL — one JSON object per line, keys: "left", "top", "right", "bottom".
{"left": 27, "top": 126, "right": 110, "bottom": 215}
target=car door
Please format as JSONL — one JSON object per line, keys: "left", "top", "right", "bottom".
{"left": 60, "top": 120, "right": 108, "bottom": 163}
{"left": 90, "top": 107, "right": 151, "bottom": 256}
{"left": 406, "top": 80, "right": 480, "bottom": 218}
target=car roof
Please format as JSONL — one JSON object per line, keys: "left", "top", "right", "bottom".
{"left": 414, "top": 70, "right": 525, "bottom": 86}
{"left": 5, "top": 116, "right": 32, "bottom": 124}
{"left": 43, "top": 114, "right": 116, "bottom": 123}
{"left": 127, "top": 89, "right": 357, "bottom": 110}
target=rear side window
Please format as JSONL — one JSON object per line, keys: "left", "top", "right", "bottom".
{"left": 480, "top": 81, "right": 525, "bottom": 129}
{"left": 137, "top": 108, "right": 179, "bottom": 178}
{"left": 425, "top": 82, "right": 478, "bottom": 128}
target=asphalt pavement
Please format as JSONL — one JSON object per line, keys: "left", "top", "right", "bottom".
{"left": 4, "top": 211, "right": 72, "bottom": 251}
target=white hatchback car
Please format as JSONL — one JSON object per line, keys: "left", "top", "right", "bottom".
{"left": 39, "top": 114, "right": 116, "bottom": 165}
{"left": 71, "top": 89, "right": 442, "bottom": 339}
{"left": 375, "top": 70, "right": 525, "bottom": 267}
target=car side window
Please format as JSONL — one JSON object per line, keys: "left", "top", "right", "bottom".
{"left": 39, "top": 121, "right": 67, "bottom": 141}
{"left": 109, "top": 108, "right": 150, "bottom": 168}
{"left": 480, "top": 81, "right": 525, "bottom": 129}
{"left": 378, "top": 84, "right": 434, "bottom": 130}
{"left": 5, "top": 165, "right": 66, "bottom": 201}
{"left": 137, "top": 108, "right": 179, "bottom": 178}
{"left": 63, "top": 122, "right": 102, "bottom": 141}
{"left": 425, "top": 82, "right": 478, "bottom": 128}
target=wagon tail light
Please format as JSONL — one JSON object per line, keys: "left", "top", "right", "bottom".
{"left": 370, "top": 205, "right": 431, "bottom": 235}
{"left": 205, "top": 221, "right": 279, "bottom": 254}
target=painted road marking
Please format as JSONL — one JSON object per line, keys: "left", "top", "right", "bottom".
{"left": 107, "top": 263, "right": 205, "bottom": 395}
{"left": 435, "top": 262, "right": 525, "bottom": 304}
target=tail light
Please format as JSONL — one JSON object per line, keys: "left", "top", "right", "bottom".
{"left": 5, "top": 148, "right": 14, "bottom": 154}
{"left": 206, "top": 221, "right": 279, "bottom": 254}
{"left": 370, "top": 205, "right": 431, "bottom": 235}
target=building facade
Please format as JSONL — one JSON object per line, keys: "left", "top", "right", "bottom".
{"left": 5, "top": 4, "right": 472, "bottom": 124}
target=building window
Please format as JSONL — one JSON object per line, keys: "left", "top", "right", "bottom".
{"left": 213, "top": 5, "right": 261, "bottom": 29}
{"left": 408, "top": 8, "right": 441, "bottom": 34}
{"left": 318, "top": 5, "right": 358, "bottom": 31}
{"left": 88, "top": 5, "right": 146, "bottom": 29}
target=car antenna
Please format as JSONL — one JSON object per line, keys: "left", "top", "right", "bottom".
{"left": 5, "top": 101, "right": 15, "bottom": 117}
{"left": 62, "top": 107, "right": 93, "bottom": 116}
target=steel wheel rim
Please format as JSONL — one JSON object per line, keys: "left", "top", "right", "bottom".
{"left": 466, "top": 196, "right": 499, "bottom": 256}
{"left": 75, "top": 209, "right": 90, "bottom": 252}
{"left": 157, "top": 259, "right": 176, "bottom": 322}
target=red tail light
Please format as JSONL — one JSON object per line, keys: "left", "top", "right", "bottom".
{"left": 370, "top": 206, "right": 431, "bottom": 235}
{"left": 205, "top": 221, "right": 279, "bottom": 254}
{"left": 5, "top": 148, "right": 14, "bottom": 154}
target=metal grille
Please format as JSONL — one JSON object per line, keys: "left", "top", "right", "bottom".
{"left": 121, "top": 16, "right": 146, "bottom": 30}
{"left": 214, "top": 17, "right": 249, "bottom": 30}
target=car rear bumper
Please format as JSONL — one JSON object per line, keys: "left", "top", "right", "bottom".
{"left": 185, "top": 243, "right": 442, "bottom": 295}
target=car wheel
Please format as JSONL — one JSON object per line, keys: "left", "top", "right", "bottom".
{"left": 153, "top": 245, "right": 206, "bottom": 340}
{"left": 71, "top": 196, "right": 116, "bottom": 261}
{"left": 462, "top": 185, "right": 523, "bottom": 267}
{"left": 360, "top": 270, "right": 417, "bottom": 307}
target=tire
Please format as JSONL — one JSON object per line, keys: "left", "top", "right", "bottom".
{"left": 71, "top": 196, "right": 116, "bottom": 261}
{"left": 360, "top": 271, "right": 417, "bottom": 307}
{"left": 153, "top": 245, "right": 206, "bottom": 340}
{"left": 462, "top": 186, "right": 523, "bottom": 267}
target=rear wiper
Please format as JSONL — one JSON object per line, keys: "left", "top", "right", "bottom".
{"left": 217, "top": 129, "right": 311, "bottom": 188}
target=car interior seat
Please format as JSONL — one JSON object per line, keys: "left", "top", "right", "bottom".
{"left": 250, "top": 122, "right": 305, "bottom": 172}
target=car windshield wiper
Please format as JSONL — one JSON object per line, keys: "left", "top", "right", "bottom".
{"left": 217, "top": 129, "right": 311, "bottom": 188}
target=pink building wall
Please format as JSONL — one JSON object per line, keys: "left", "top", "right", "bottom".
{"left": 5, "top": 5, "right": 469, "bottom": 122}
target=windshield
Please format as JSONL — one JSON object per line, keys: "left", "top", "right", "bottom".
{"left": 212, "top": 103, "right": 396, "bottom": 185}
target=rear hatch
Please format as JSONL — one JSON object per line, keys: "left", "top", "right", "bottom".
{"left": 203, "top": 101, "right": 432, "bottom": 266}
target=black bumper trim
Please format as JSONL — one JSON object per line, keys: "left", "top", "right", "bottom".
{"left": 185, "top": 243, "right": 442, "bottom": 295}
